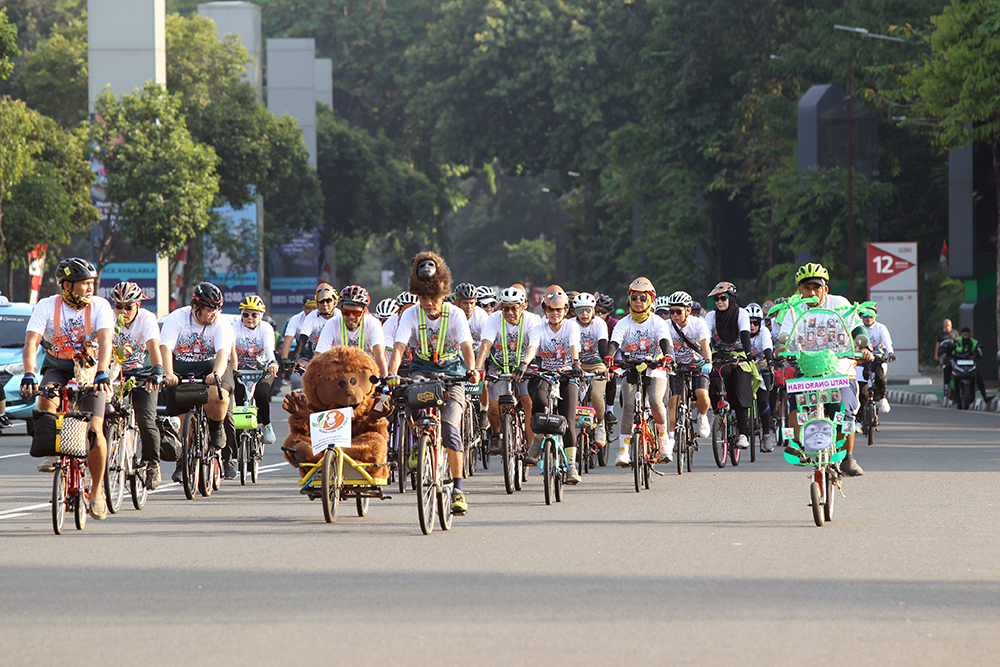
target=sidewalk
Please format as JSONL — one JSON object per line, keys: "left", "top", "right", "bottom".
{"left": 885, "top": 367, "right": 1000, "bottom": 412}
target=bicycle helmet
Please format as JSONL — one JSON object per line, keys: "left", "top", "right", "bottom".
{"left": 110, "top": 281, "right": 145, "bottom": 303}
{"left": 667, "top": 291, "right": 693, "bottom": 308}
{"left": 653, "top": 296, "right": 670, "bottom": 311}
{"left": 396, "top": 291, "right": 418, "bottom": 306}
{"left": 238, "top": 295, "right": 266, "bottom": 312}
{"left": 567, "top": 290, "right": 580, "bottom": 304}
{"left": 500, "top": 286, "right": 527, "bottom": 305}
{"left": 191, "top": 282, "right": 223, "bottom": 310}
{"left": 628, "top": 277, "right": 656, "bottom": 296}
{"left": 795, "top": 262, "right": 830, "bottom": 286}
{"left": 542, "top": 287, "right": 569, "bottom": 310}
{"left": 339, "top": 284, "right": 371, "bottom": 308}
{"left": 746, "top": 302, "right": 764, "bottom": 321}
{"left": 596, "top": 293, "right": 615, "bottom": 310}
{"left": 374, "top": 298, "right": 399, "bottom": 319}
{"left": 454, "top": 282, "right": 479, "bottom": 300}
{"left": 477, "top": 285, "right": 498, "bottom": 307}
{"left": 56, "top": 257, "right": 97, "bottom": 284}
{"left": 315, "top": 283, "right": 338, "bottom": 303}
{"left": 573, "top": 292, "right": 597, "bottom": 309}
{"left": 691, "top": 301, "right": 703, "bottom": 313}
{"left": 707, "top": 281, "right": 737, "bottom": 298}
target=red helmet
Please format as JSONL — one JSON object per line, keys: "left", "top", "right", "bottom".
{"left": 191, "top": 282, "right": 223, "bottom": 310}
{"left": 339, "top": 284, "right": 370, "bottom": 308}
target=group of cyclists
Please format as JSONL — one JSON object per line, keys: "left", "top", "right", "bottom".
{"left": 21, "top": 252, "right": 897, "bottom": 523}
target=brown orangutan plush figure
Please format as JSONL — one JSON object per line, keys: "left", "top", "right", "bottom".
{"left": 282, "top": 346, "right": 391, "bottom": 478}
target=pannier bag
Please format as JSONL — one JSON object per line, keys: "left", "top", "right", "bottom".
{"left": 233, "top": 405, "right": 259, "bottom": 430}
{"left": 157, "top": 416, "right": 182, "bottom": 462}
{"left": 407, "top": 382, "right": 445, "bottom": 409}
{"left": 174, "top": 383, "right": 209, "bottom": 408}
{"left": 531, "top": 412, "right": 568, "bottom": 436}
{"left": 30, "top": 411, "right": 90, "bottom": 458}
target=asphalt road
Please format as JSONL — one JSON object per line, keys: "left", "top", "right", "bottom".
{"left": 0, "top": 403, "right": 997, "bottom": 666}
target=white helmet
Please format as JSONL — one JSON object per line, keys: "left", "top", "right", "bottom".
{"left": 667, "top": 290, "right": 693, "bottom": 308}
{"left": 653, "top": 296, "right": 670, "bottom": 311}
{"left": 573, "top": 292, "right": 597, "bottom": 309}
{"left": 374, "top": 298, "right": 399, "bottom": 319}
{"left": 499, "top": 286, "right": 527, "bottom": 305}
{"left": 746, "top": 302, "right": 764, "bottom": 320}
{"left": 396, "top": 291, "right": 418, "bottom": 306}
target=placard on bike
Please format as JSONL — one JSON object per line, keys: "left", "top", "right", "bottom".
{"left": 309, "top": 408, "right": 353, "bottom": 456}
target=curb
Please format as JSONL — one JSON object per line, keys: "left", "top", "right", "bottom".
{"left": 886, "top": 389, "right": 1000, "bottom": 412}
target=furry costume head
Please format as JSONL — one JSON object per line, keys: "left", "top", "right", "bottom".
{"left": 303, "top": 346, "right": 380, "bottom": 411}
{"left": 408, "top": 251, "right": 452, "bottom": 300}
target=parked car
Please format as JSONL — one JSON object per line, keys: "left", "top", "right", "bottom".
{"left": 0, "top": 301, "right": 42, "bottom": 433}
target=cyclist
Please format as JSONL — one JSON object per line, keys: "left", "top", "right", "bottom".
{"left": 705, "top": 282, "right": 755, "bottom": 451}
{"left": 653, "top": 296, "right": 670, "bottom": 320}
{"left": 605, "top": 278, "right": 673, "bottom": 466}
{"left": 109, "top": 281, "right": 165, "bottom": 489}
{"left": 22, "top": 258, "right": 115, "bottom": 520}
{"left": 455, "top": 283, "right": 490, "bottom": 353}
{"left": 594, "top": 292, "right": 619, "bottom": 427}
{"left": 388, "top": 252, "right": 478, "bottom": 515}
{"left": 777, "top": 263, "right": 870, "bottom": 476}
{"left": 573, "top": 292, "right": 610, "bottom": 449}
{"left": 690, "top": 301, "right": 705, "bottom": 319}
{"left": 382, "top": 291, "right": 418, "bottom": 377}
{"left": 565, "top": 290, "right": 580, "bottom": 319}
{"left": 374, "top": 298, "right": 398, "bottom": 324}
{"left": 477, "top": 286, "right": 499, "bottom": 315}
{"left": 860, "top": 305, "right": 895, "bottom": 414}
{"left": 279, "top": 295, "right": 316, "bottom": 362}
{"left": 520, "top": 287, "right": 583, "bottom": 483}
{"left": 664, "top": 291, "right": 712, "bottom": 441}
{"left": 315, "top": 284, "right": 388, "bottom": 376}
{"left": 294, "top": 284, "right": 339, "bottom": 366}
{"left": 476, "top": 285, "right": 539, "bottom": 454}
{"left": 160, "top": 282, "right": 235, "bottom": 482}
{"left": 232, "top": 295, "right": 279, "bottom": 447}
{"left": 746, "top": 302, "right": 776, "bottom": 452}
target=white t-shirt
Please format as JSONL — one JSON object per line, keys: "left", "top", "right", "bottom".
{"left": 394, "top": 303, "right": 472, "bottom": 365}
{"left": 299, "top": 310, "right": 340, "bottom": 350}
{"left": 466, "top": 306, "right": 490, "bottom": 351}
{"left": 576, "top": 317, "right": 609, "bottom": 364}
{"left": 114, "top": 309, "right": 160, "bottom": 372}
{"left": 316, "top": 312, "right": 385, "bottom": 357}
{"left": 667, "top": 316, "right": 711, "bottom": 364}
{"left": 283, "top": 310, "right": 309, "bottom": 338}
{"left": 532, "top": 319, "right": 581, "bottom": 371}
{"left": 749, "top": 327, "right": 773, "bottom": 357}
{"left": 27, "top": 294, "right": 116, "bottom": 363}
{"left": 865, "top": 321, "right": 894, "bottom": 356}
{"left": 611, "top": 314, "right": 672, "bottom": 360}
{"left": 705, "top": 308, "right": 752, "bottom": 353}
{"left": 160, "top": 306, "right": 235, "bottom": 364}
{"left": 482, "top": 311, "right": 540, "bottom": 369}
{"left": 232, "top": 319, "right": 276, "bottom": 370}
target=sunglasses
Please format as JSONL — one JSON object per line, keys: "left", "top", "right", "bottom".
{"left": 501, "top": 305, "right": 520, "bottom": 312}
{"left": 595, "top": 308, "right": 610, "bottom": 315}
{"left": 714, "top": 295, "right": 729, "bottom": 302}
{"left": 669, "top": 308, "right": 685, "bottom": 315}
{"left": 576, "top": 307, "right": 594, "bottom": 314}
{"left": 629, "top": 294, "right": 649, "bottom": 303}
{"left": 342, "top": 308, "right": 364, "bottom": 317}
{"left": 318, "top": 298, "right": 335, "bottom": 305}
{"left": 113, "top": 303, "right": 137, "bottom": 311}
{"left": 241, "top": 311, "right": 261, "bottom": 319}
{"left": 655, "top": 310, "right": 669, "bottom": 317}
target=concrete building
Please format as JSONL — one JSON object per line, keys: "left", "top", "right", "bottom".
{"left": 87, "top": 0, "right": 166, "bottom": 111}
{"left": 315, "top": 58, "right": 332, "bottom": 109}
{"left": 197, "top": 1, "right": 263, "bottom": 98}
{"left": 267, "top": 38, "right": 317, "bottom": 168}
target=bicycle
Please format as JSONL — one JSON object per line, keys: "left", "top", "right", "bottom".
{"left": 461, "top": 378, "right": 485, "bottom": 477}
{"left": 672, "top": 361, "right": 707, "bottom": 475}
{"left": 710, "top": 356, "right": 753, "bottom": 468}
{"left": 487, "top": 372, "right": 528, "bottom": 494}
{"left": 525, "top": 369, "right": 575, "bottom": 505}
{"left": 857, "top": 355, "right": 885, "bottom": 446}
{"left": 574, "top": 373, "right": 597, "bottom": 474}
{"left": 104, "top": 376, "right": 147, "bottom": 512}
{"left": 175, "top": 376, "right": 223, "bottom": 500}
{"left": 772, "top": 359, "right": 794, "bottom": 449}
{"left": 233, "top": 370, "right": 265, "bottom": 485}
{"left": 613, "top": 357, "right": 664, "bottom": 493}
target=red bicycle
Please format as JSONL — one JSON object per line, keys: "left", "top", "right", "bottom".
{"left": 38, "top": 382, "right": 95, "bottom": 534}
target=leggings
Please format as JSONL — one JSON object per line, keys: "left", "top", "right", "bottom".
{"left": 530, "top": 377, "right": 579, "bottom": 449}
{"left": 129, "top": 384, "right": 161, "bottom": 463}
{"left": 709, "top": 362, "right": 752, "bottom": 437}
{"left": 620, "top": 373, "right": 667, "bottom": 433}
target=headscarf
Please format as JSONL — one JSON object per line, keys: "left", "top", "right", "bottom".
{"left": 714, "top": 294, "right": 741, "bottom": 344}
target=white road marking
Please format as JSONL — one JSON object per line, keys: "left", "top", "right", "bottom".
{"left": 0, "top": 513, "right": 30, "bottom": 519}
{"left": 0, "top": 503, "right": 51, "bottom": 516}
{"left": 0, "top": 452, "right": 29, "bottom": 460}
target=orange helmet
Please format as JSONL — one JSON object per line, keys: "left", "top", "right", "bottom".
{"left": 628, "top": 277, "right": 656, "bottom": 296}
{"left": 316, "top": 283, "right": 338, "bottom": 302}
{"left": 707, "top": 281, "right": 737, "bottom": 298}
{"left": 542, "top": 286, "right": 569, "bottom": 310}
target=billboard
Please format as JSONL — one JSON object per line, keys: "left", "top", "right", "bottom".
{"left": 867, "top": 242, "right": 918, "bottom": 376}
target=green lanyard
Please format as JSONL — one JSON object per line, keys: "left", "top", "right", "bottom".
{"left": 340, "top": 317, "right": 366, "bottom": 351}
{"left": 499, "top": 316, "right": 525, "bottom": 373}
{"left": 417, "top": 307, "right": 452, "bottom": 362}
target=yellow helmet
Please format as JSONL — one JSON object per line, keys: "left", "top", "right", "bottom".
{"left": 795, "top": 263, "right": 830, "bottom": 285}
{"left": 238, "top": 295, "right": 266, "bottom": 312}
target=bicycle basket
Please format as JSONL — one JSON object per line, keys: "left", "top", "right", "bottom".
{"left": 407, "top": 382, "right": 444, "bottom": 409}
{"left": 233, "top": 405, "right": 258, "bottom": 430}
{"left": 797, "top": 349, "right": 838, "bottom": 377}
{"left": 575, "top": 407, "right": 596, "bottom": 428}
{"left": 174, "top": 384, "right": 209, "bottom": 407}
{"left": 531, "top": 412, "right": 567, "bottom": 436}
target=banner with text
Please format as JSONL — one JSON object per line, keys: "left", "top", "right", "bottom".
{"left": 867, "top": 242, "right": 918, "bottom": 375}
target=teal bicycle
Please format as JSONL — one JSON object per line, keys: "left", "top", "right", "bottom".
{"left": 526, "top": 370, "right": 574, "bottom": 506}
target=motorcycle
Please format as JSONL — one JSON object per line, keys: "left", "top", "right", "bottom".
{"left": 939, "top": 339, "right": 979, "bottom": 410}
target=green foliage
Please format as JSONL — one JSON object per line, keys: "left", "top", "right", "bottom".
{"left": 0, "top": 95, "right": 40, "bottom": 258}
{"left": 11, "top": 16, "right": 87, "bottom": 126}
{"left": 0, "top": 0, "right": 82, "bottom": 51}
{"left": 0, "top": 8, "right": 18, "bottom": 80}
{"left": 91, "top": 83, "right": 219, "bottom": 270}
{"left": 918, "top": 259, "right": 963, "bottom": 365}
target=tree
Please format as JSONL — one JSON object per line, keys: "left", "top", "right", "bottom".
{"left": 0, "top": 8, "right": 19, "bottom": 80}
{"left": 0, "top": 0, "right": 83, "bottom": 51}
{"left": 90, "top": 83, "right": 219, "bottom": 272}
{"left": 0, "top": 96, "right": 40, "bottom": 263}
{"left": 11, "top": 16, "right": 87, "bottom": 127}
{"left": 896, "top": 0, "right": 1000, "bottom": 347}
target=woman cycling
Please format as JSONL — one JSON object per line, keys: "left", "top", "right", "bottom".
{"left": 746, "top": 302, "right": 776, "bottom": 452}
{"left": 232, "top": 295, "right": 279, "bottom": 450}
{"left": 573, "top": 292, "right": 610, "bottom": 449}
{"left": 705, "top": 282, "right": 754, "bottom": 450}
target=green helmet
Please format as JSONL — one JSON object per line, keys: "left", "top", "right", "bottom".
{"left": 795, "top": 262, "right": 830, "bottom": 285}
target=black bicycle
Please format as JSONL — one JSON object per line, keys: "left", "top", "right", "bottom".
{"left": 672, "top": 361, "right": 703, "bottom": 474}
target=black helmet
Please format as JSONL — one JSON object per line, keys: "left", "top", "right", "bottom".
{"left": 596, "top": 293, "right": 615, "bottom": 310}
{"left": 191, "top": 282, "right": 223, "bottom": 310}
{"left": 56, "top": 257, "right": 97, "bottom": 284}
{"left": 454, "top": 282, "right": 478, "bottom": 300}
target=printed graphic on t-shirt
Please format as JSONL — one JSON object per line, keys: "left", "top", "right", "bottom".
{"left": 114, "top": 330, "right": 143, "bottom": 371}
{"left": 619, "top": 331, "right": 659, "bottom": 357}
{"left": 235, "top": 336, "right": 266, "bottom": 369}
{"left": 50, "top": 314, "right": 97, "bottom": 359}
{"left": 174, "top": 332, "right": 215, "bottom": 363}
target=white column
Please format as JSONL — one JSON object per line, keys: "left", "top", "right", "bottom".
{"left": 197, "top": 1, "right": 262, "bottom": 99}
{"left": 87, "top": 0, "right": 166, "bottom": 111}
{"left": 267, "top": 38, "right": 317, "bottom": 168}
{"left": 315, "top": 58, "right": 332, "bottom": 109}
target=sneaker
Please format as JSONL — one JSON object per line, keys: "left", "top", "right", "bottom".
{"left": 567, "top": 466, "right": 581, "bottom": 484}
{"left": 615, "top": 441, "right": 631, "bottom": 468}
{"left": 657, "top": 431, "right": 674, "bottom": 463}
{"left": 761, "top": 434, "right": 774, "bottom": 453}
{"left": 451, "top": 490, "right": 468, "bottom": 515}
{"left": 89, "top": 493, "right": 108, "bottom": 520}
{"left": 171, "top": 464, "right": 183, "bottom": 483}
{"left": 223, "top": 460, "right": 238, "bottom": 480}
{"left": 525, "top": 436, "right": 543, "bottom": 465}
{"left": 146, "top": 463, "right": 161, "bottom": 490}
{"left": 0, "top": 413, "right": 12, "bottom": 428}
{"left": 735, "top": 434, "right": 749, "bottom": 449}
{"left": 407, "top": 448, "right": 419, "bottom": 470}
{"left": 840, "top": 458, "right": 864, "bottom": 477}
{"left": 605, "top": 410, "right": 618, "bottom": 425}
{"left": 489, "top": 433, "right": 501, "bottom": 455}
{"left": 697, "top": 413, "right": 710, "bottom": 438}
{"left": 594, "top": 423, "right": 607, "bottom": 445}
{"left": 37, "top": 456, "right": 57, "bottom": 473}
{"left": 262, "top": 423, "right": 276, "bottom": 444}
{"left": 878, "top": 398, "right": 891, "bottom": 414}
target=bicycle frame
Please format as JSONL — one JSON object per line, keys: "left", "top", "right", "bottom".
{"left": 41, "top": 383, "right": 95, "bottom": 534}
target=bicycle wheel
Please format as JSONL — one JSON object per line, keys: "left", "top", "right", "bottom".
{"left": 52, "top": 467, "right": 67, "bottom": 535}
{"left": 357, "top": 494, "right": 369, "bottom": 517}
{"left": 749, "top": 413, "right": 757, "bottom": 464}
{"left": 676, "top": 414, "right": 686, "bottom": 476}
{"left": 437, "top": 487, "right": 453, "bottom": 531}
{"left": 249, "top": 433, "right": 260, "bottom": 483}
{"left": 198, "top": 449, "right": 213, "bottom": 497}
{"left": 867, "top": 404, "right": 875, "bottom": 446}
{"left": 180, "top": 413, "right": 199, "bottom": 500}
{"left": 416, "top": 434, "right": 435, "bottom": 535}
{"left": 810, "top": 481, "right": 824, "bottom": 527}
{"left": 461, "top": 406, "right": 473, "bottom": 478}
{"left": 320, "top": 448, "right": 340, "bottom": 523}
{"left": 481, "top": 425, "right": 491, "bottom": 469}
{"left": 712, "top": 413, "right": 727, "bottom": 469}
{"left": 632, "top": 426, "right": 643, "bottom": 493}
{"left": 238, "top": 432, "right": 248, "bottom": 486}
{"left": 686, "top": 428, "right": 693, "bottom": 473}
{"left": 729, "top": 414, "right": 741, "bottom": 467}
{"left": 211, "top": 451, "right": 221, "bottom": 491}
{"left": 130, "top": 468, "right": 147, "bottom": 510}
{"left": 644, "top": 416, "right": 655, "bottom": 489}
{"left": 554, "top": 446, "right": 563, "bottom": 503}
{"left": 104, "top": 426, "right": 126, "bottom": 514}
{"left": 501, "top": 412, "right": 516, "bottom": 495}
{"left": 395, "top": 411, "right": 407, "bottom": 495}
{"left": 597, "top": 431, "right": 609, "bottom": 467}
{"left": 825, "top": 468, "right": 836, "bottom": 522}
{"left": 74, "top": 465, "right": 89, "bottom": 530}
{"left": 579, "top": 431, "right": 590, "bottom": 474}
{"left": 543, "top": 438, "right": 554, "bottom": 506}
